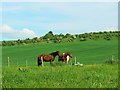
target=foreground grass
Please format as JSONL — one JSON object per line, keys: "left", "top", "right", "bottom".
{"left": 2, "top": 64, "right": 118, "bottom": 88}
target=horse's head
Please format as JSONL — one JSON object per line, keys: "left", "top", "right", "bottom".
{"left": 66, "top": 52, "right": 72, "bottom": 58}
{"left": 56, "top": 51, "right": 60, "bottom": 55}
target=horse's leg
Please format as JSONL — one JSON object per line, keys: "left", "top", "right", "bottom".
{"left": 38, "top": 57, "right": 40, "bottom": 66}
{"left": 42, "top": 60, "right": 44, "bottom": 66}
{"left": 66, "top": 56, "right": 70, "bottom": 64}
{"left": 41, "top": 57, "right": 44, "bottom": 66}
{"left": 38, "top": 60, "right": 42, "bottom": 66}
{"left": 38, "top": 62, "right": 40, "bottom": 66}
{"left": 50, "top": 61, "right": 52, "bottom": 64}
{"left": 50, "top": 60, "right": 54, "bottom": 65}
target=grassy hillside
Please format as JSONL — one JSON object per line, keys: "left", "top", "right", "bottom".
{"left": 2, "top": 39, "right": 118, "bottom": 66}
{"left": 1, "top": 31, "right": 119, "bottom": 46}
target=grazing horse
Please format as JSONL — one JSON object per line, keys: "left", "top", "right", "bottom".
{"left": 58, "top": 52, "right": 72, "bottom": 64}
{"left": 38, "top": 51, "right": 60, "bottom": 66}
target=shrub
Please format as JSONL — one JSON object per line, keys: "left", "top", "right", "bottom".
{"left": 105, "top": 56, "right": 118, "bottom": 64}
{"left": 80, "top": 38, "right": 86, "bottom": 41}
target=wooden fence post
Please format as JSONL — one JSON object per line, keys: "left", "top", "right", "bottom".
{"left": 112, "top": 55, "right": 114, "bottom": 61}
{"left": 74, "top": 57, "right": 76, "bottom": 65}
{"left": 7, "top": 56, "right": 10, "bottom": 67}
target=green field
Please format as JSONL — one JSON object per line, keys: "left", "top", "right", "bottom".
{"left": 2, "top": 39, "right": 118, "bottom": 88}
{"left": 2, "top": 39, "right": 118, "bottom": 66}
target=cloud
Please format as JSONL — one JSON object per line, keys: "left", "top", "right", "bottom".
{"left": 1, "top": 24, "right": 39, "bottom": 40}
{"left": 103, "top": 28, "right": 118, "bottom": 32}
{"left": 1, "top": 24, "right": 14, "bottom": 33}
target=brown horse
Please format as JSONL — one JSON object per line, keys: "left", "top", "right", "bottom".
{"left": 58, "top": 52, "right": 72, "bottom": 64}
{"left": 38, "top": 51, "right": 60, "bottom": 66}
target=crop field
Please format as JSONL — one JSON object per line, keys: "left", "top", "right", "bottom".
{"left": 2, "top": 39, "right": 118, "bottom": 88}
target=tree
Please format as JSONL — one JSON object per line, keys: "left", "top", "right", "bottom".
{"left": 43, "top": 31, "right": 54, "bottom": 40}
{"left": 48, "top": 31, "right": 53, "bottom": 35}
{"left": 72, "top": 35, "right": 76, "bottom": 39}
{"left": 2, "top": 40, "right": 7, "bottom": 46}
{"left": 65, "top": 33, "right": 71, "bottom": 38}
{"left": 0, "top": 42, "right": 2, "bottom": 46}
{"left": 80, "top": 37, "right": 86, "bottom": 41}
{"left": 79, "top": 34, "right": 86, "bottom": 38}
{"left": 54, "top": 35, "right": 62, "bottom": 43}
{"left": 59, "top": 33, "right": 64, "bottom": 37}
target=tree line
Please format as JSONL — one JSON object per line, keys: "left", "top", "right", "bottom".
{"left": 1, "top": 31, "right": 120, "bottom": 46}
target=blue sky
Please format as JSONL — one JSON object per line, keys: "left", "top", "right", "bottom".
{"left": 0, "top": 2, "right": 118, "bottom": 40}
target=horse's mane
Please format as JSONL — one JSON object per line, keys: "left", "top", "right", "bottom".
{"left": 50, "top": 51, "right": 59, "bottom": 55}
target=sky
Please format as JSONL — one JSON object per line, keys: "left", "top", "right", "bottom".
{"left": 0, "top": 1, "right": 118, "bottom": 40}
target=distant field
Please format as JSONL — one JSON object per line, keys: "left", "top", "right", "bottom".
{"left": 2, "top": 39, "right": 118, "bottom": 66}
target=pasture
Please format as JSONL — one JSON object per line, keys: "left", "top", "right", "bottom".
{"left": 2, "top": 39, "right": 118, "bottom": 66}
{"left": 2, "top": 39, "right": 118, "bottom": 88}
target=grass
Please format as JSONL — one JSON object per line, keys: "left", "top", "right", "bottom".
{"left": 2, "top": 64, "right": 118, "bottom": 88}
{"left": 2, "top": 39, "right": 118, "bottom": 66}
{"left": 2, "top": 39, "right": 118, "bottom": 88}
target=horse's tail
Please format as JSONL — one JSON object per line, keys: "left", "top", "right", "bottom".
{"left": 38, "top": 55, "right": 43, "bottom": 66}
